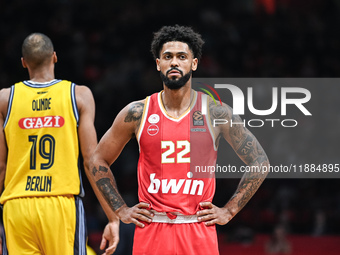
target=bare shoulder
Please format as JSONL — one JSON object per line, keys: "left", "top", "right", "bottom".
{"left": 207, "top": 96, "right": 234, "bottom": 133}
{"left": 208, "top": 95, "right": 247, "bottom": 137}
{"left": 0, "top": 88, "right": 11, "bottom": 119}
{"left": 114, "top": 99, "right": 146, "bottom": 136}
{"left": 208, "top": 96, "right": 233, "bottom": 121}
{"left": 0, "top": 88, "right": 11, "bottom": 101}
{"left": 75, "top": 85, "right": 94, "bottom": 101}
{"left": 74, "top": 85, "right": 95, "bottom": 112}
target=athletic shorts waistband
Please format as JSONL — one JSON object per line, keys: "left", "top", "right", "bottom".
{"left": 151, "top": 210, "right": 198, "bottom": 224}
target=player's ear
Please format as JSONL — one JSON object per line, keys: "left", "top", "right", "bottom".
{"left": 21, "top": 57, "right": 27, "bottom": 68}
{"left": 156, "top": 58, "right": 161, "bottom": 71}
{"left": 53, "top": 52, "right": 58, "bottom": 64}
{"left": 192, "top": 58, "right": 198, "bottom": 71}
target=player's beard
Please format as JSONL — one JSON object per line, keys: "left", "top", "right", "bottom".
{"left": 160, "top": 68, "right": 192, "bottom": 90}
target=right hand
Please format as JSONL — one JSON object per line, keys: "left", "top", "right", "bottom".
{"left": 100, "top": 220, "right": 120, "bottom": 255}
{"left": 116, "top": 202, "right": 154, "bottom": 228}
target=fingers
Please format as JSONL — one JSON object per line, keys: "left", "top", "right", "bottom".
{"left": 132, "top": 217, "right": 146, "bottom": 228}
{"left": 103, "top": 242, "right": 118, "bottom": 255}
{"left": 131, "top": 203, "right": 154, "bottom": 225}
{"left": 197, "top": 211, "right": 215, "bottom": 223}
{"left": 100, "top": 237, "right": 107, "bottom": 250}
{"left": 197, "top": 211, "right": 220, "bottom": 226}
{"left": 197, "top": 202, "right": 215, "bottom": 219}
{"left": 111, "top": 236, "right": 119, "bottom": 251}
{"left": 197, "top": 208, "right": 212, "bottom": 216}
{"left": 137, "top": 202, "right": 150, "bottom": 208}
{"left": 100, "top": 222, "right": 120, "bottom": 255}
{"left": 137, "top": 207, "right": 154, "bottom": 218}
{"left": 197, "top": 202, "right": 221, "bottom": 225}
{"left": 200, "top": 201, "right": 213, "bottom": 208}
{"left": 120, "top": 204, "right": 154, "bottom": 227}
{"left": 204, "top": 218, "right": 219, "bottom": 226}
{"left": 134, "top": 213, "right": 152, "bottom": 224}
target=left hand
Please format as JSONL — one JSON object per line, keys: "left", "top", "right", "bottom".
{"left": 100, "top": 220, "right": 120, "bottom": 255}
{"left": 196, "top": 202, "right": 234, "bottom": 226}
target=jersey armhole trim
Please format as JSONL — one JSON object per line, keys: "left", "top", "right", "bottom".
{"left": 3, "top": 85, "right": 15, "bottom": 128}
{"left": 204, "top": 94, "right": 218, "bottom": 151}
{"left": 136, "top": 97, "right": 150, "bottom": 150}
{"left": 71, "top": 83, "right": 79, "bottom": 125}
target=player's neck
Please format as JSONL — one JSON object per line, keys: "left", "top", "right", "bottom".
{"left": 161, "top": 84, "right": 194, "bottom": 118}
{"left": 28, "top": 66, "right": 55, "bottom": 83}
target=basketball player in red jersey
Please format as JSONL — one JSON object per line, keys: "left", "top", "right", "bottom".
{"left": 89, "top": 25, "right": 269, "bottom": 255}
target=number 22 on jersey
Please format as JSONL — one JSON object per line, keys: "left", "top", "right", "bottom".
{"left": 161, "top": 140, "right": 190, "bottom": 164}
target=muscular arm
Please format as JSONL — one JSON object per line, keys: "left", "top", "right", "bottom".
{"left": 89, "top": 100, "right": 152, "bottom": 227}
{"left": 0, "top": 88, "right": 10, "bottom": 195}
{"left": 89, "top": 101, "right": 143, "bottom": 211}
{"left": 77, "top": 85, "right": 122, "bottom": 254}
{"left": 76, "top": 85, "right": 119, "bottom": 222}
{"left": 212, "top": 101, "right": 269, "bottom": 214}
{"left": 226, "top": 117, "right": 269, "bottom": 212}
{"left": 197, "top": 100, "right": 269, "bottom": 225}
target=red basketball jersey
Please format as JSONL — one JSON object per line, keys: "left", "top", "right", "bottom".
{"left": 137, "top": 91, "right": 217, "bottom": 215}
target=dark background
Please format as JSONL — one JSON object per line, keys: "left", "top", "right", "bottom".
{"left": 1, "top": 0, "right": 340, "bottom": 254}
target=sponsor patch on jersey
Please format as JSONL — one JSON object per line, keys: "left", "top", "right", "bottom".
{"left": 148, "top": 114, "right": 160, "bottom": 124}
{"left": 147, "top": 172, "right": 204, "bottom": 195}
{"left": 191, "top": 128, "right": 206, "bottom": 132}
{"left": 19, "top": 116, "right": 65, "bottom": 129}
{"left": 193, "top": 111, "right": 204, "bottom": 126}
{"left": 147, "top": 124, "right": 159, "bottom": 136}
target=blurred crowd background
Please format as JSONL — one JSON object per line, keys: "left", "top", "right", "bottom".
{"left": 1, "top": 0, "right": 340, "bottom": 254}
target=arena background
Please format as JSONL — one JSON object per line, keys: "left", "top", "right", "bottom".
{"left": 1, "top": 0, "right": 340, "bottom": 254}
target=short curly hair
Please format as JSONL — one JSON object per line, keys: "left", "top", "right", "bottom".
{"left": 151, "top": 25, "right": 205, "bottom": 61}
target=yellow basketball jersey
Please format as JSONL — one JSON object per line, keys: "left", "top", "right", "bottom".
{"left": 0, "top": 80, "right": 84, "bottom": 204}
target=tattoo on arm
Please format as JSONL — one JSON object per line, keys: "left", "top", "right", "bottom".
{"left": 92, "top": 167, "right": 98, "bottom": 176}
{"left": 228, "top": 114, "right": 269, "bottom": 211}
{"left": 209, "top": 102, "right": 231, "bottom": 146}
{"left": 96, "top": 177, "right": 125, "bottom": 211}
{"left": 209, "top": 101, "right": 230, "bottom": 120}
{"left": 99, "top": 165, "right": 108, "bottom": 173}
{"left": 124, "top": 102, "right": 144, "bottom": 123}
{"left": 229, "top": 115, "right": 267, "bottom": 165}
{"left": 91, "top": 165, "right": 109, "bottom": 176}
{"left": 208, "top": 100, "right": 269, "bottom": 213}
{"left": 229, "top": 115, "right": 248, "bottom": 150}
{"left": 236, "top": 171, "right": 266, "bottom": 210}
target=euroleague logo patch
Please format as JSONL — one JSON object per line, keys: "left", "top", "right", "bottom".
{"left": 19, "top": 116, "right": 65, "bottom": 129}
{"left": 193, "top": 111, "right": 204, "bottom": 126}
{"left": 147, "top": 124, "right": 159, "bottom": 136}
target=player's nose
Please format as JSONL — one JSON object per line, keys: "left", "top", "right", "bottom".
{"left": 170, "top": 57, "right": 179, "bottom": 67}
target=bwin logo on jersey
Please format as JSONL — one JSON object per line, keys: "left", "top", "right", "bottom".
{"left": 147, "top": 172, "right": 204, "bottom": 195}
